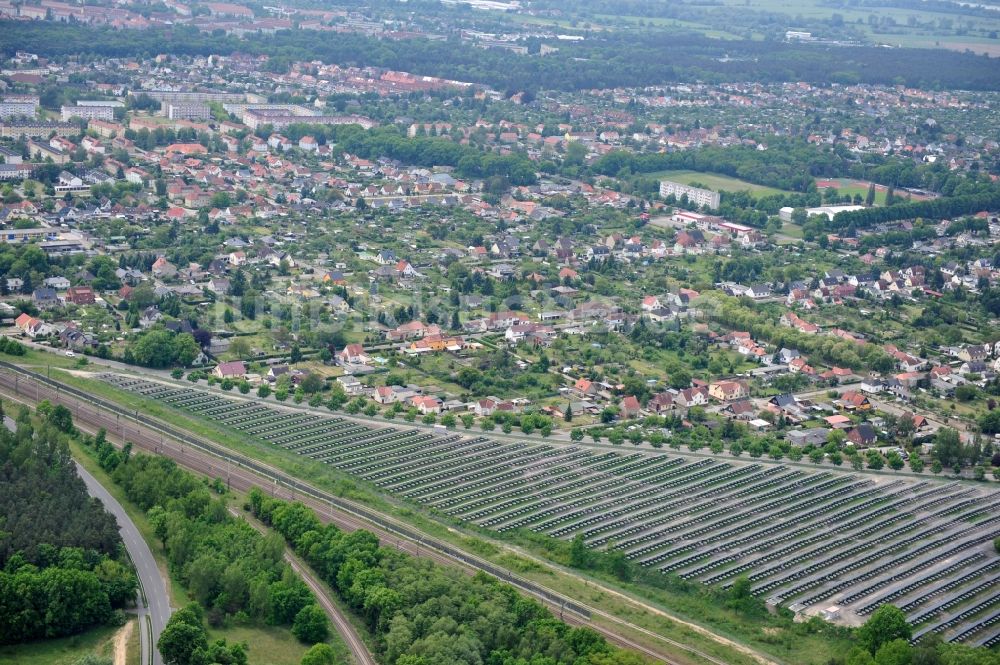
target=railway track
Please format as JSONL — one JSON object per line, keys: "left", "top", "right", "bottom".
{"left": 230, "top": 507, "right": 377, "bottom": 665}
{"left": 0, "top": 364, "right": 743, "bottom": 665}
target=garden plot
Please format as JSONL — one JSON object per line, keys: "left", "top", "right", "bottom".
{"left": 102, "top": 374, "right": 1000, "bottom": 642}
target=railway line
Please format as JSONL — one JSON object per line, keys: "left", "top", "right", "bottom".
{"left": 93, "top": 370, "right": 1000, "bottom": 650}
{"left": 0, "top": 364, "right": 745, "bottom": 665}
{"left": 229, "top": 507, "right": 377, "bottom": 665}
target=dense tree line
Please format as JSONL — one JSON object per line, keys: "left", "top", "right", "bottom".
{"left": 0, "top": 406, "right": 137, "bottom": 644}
{"left": 249, "top": 491, "right": 647, "bottom": 665}
{"left": 594, "top": 140, "right": 839, "bottom": 193}
{"left": 0, "top": 405, "right": 120, "bottom": 565}
{"left": 283, "top": 124, "right": 536, "bottom": 185}
{"left": 91, "top": 448, "right": 327, "bottom": 635}
{"left": 2, "top": 21, "right": 998, "bottom": 92}
{"left": 829, "top": 188, "right": 1000, "bottom": 231}
{"left": 844, "top": 156, "right": 987, "bottom": 195}
{"left": 331, "top": 126, "right": 538, "bottom": 186}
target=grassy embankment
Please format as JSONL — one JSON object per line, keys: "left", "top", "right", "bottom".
{"left": 30, "top": 364, "right": 864, "bottom": 665}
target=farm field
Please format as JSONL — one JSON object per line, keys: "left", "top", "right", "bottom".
{"left": 651, "top": 170, "right": 792, "bottom": 197}
{"left": 882, "top": 33, "right": 1000, "bottom": 57}
{"left": 102, "top": 374, "right": 1000, "bottom": 648}
{"left": 718, "top": 0, "right": 1000, "bottom": 55}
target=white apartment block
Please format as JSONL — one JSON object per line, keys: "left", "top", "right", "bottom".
{"left": 167, "top": 103, "right": 212, "bottom": 121}
{"left": 0, "top": 95, "right": 39, "bottom": 119}
{"left": 659, "top": 179, "right": 721, "bottom": 210}
{"left": 61, "top": 105, "right": 114, "bottom": 122}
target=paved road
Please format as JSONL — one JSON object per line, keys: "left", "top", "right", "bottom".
{"left": 0, "top": 369, "right": 724, "bottom": 665}
{"left": 75, "top": 461, "right": 172, "bottom": 665}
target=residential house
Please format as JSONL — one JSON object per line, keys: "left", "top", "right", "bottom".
{"left": 410, "top": 395, "right": 442, "bottom": 415}
{"left": 213, "top": 360, "right": 246, "bottom": 379}
{"left": 895, "top": 371, "right": 926, "bottom": 389}
{"left": 14, "top": 312, "right": 50, "bottom": 337}
{"left": 374, "top": 385, "right": 402, "bottom": 405}
{"left": 959, "top": 361, "right": 988, "bottom": 376}
{"left": 789, "top": 357, "right": 815, "bottom": 375}
{"left": 336, "top": 375, "right": 366, "bottom": 396}
{"left": 722, "top": 399, "right": 756, "bottom": 421}
{"left": 746, "top": 284, "right": 772, "bottom": 299}
{"left": 505, "top": 323, "right": 554, "bottom": 346}
{"left": 472, "top": 397, "right": 514, "bottom": 417}
{"left": 676, "top": 386, "right": 709, "bottom": 407}
{"left": 387, "top": 321, "right": 439, "bottom": 342}
{"left": 787, "top": 428, "right": 831, "bottom": 447}
{"left": 620, "top": 395, "right": 642, "bottom": 419}
{"left": 43, "top": 276, "right": 71, "bottom": 290}
{"left": 151, "top": 256, "right": 178, "bottom": 279}
{"left": 338, "top": 343, "right": 371, "bottom": 365}
{"left": 208, "top": 278, "right": 230, "bottom": 295}
{"left": 673, "top": 230, "right": 704, "bottom": 254}
{"left": 65, "top": 286, "right": 95, "bottom": 305}
{"left": 59, "top": 326, "right": 97, "bottom": 350}
{"left": 861, "top": 378, "right": 885, "bottom": 394}
{"left": 780, "top": 311, "right": 819, "bottom": 334}
{"left": 958, "top": 344, "right": 990, "bottom": 363}
{"left": 825, "top": 414, "right": 853, "bottom": 429}
{"left": 708, "top": 379, "right": 750, "bottom": 402}
{"left": 406, "top": 334, "right": 464, "bottom": 354}
{"left": 847, "top": 423, "right": 877, "bottom": 447}
{"left": 885, "top": 344, "right": 926, "bottom": 372}
{"left": 839, "top": 391, "right": 872, "bottom": 411}
{"left": 139, "top": 307, "right": 162, "bottom": 329}
{"left": 647, "top": 392, "right": 676, "bottom": 413}
{"left": 819, "top": 367, "right": 855, "bottom": 383}
{"left": 641, "top": 296, "right": 663, "bottom": 312}
{"left": 395, "top": 260, "right": 419, "bottom": 278}
{"left": 33, "top": 287, "right": 59, "bottom": 309}
{"left": 298, "top": 135, "right": 319, "bottom": 152}
{"left": 573, "top": 378, "right": 599, "bottom": 397}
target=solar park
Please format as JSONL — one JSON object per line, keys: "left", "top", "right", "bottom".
{"left": 103, "top": 374, "right": 1000, "bottom": 646}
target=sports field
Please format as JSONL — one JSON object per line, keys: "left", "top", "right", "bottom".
{"left": 817, "top": 178, "right": 933, "bottom": 204}
{"left": 817, "top": 178, "right": 887, "bottom": 205}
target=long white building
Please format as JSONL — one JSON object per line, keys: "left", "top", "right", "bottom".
{"left": 0, "top": 95, "right": 39, "bottom": 120}
{"left": 659, "top": 179, "right": 721, "bottom": 211}
{"left": 61, "top": 105, "right": 114, "bottom": 122}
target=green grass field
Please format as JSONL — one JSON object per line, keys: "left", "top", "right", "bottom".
{"left": 519, "top": 0, "right": 1000, "bottom": 55}
{"left": 593, "top": 14, "right": 743, "bottom": 39}
{"left": 720, "top": 0, "right": 1000, "bottom": 54}
{"left": 0, "top": 625, "right": 119, "bottom": 665}
{"left": 816, "top": 178, "right": 888, "bottom": 205}
{"left": 207, "top": 625, "right": 318, "bottom": 665}
{"left": 652, "top": 170, "right": 792, "bottom": 197}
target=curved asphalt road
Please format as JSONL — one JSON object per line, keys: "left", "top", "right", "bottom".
{"left": 75, "top": 461, "right": 172, "bottom": 665}
{"left": 0, "top": 370, "right": 730, "bottom": 665}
